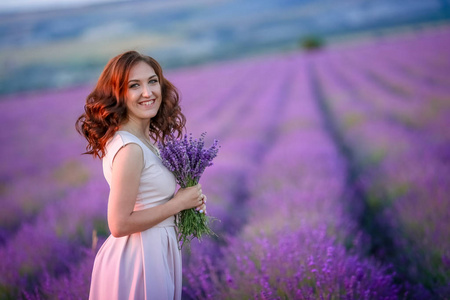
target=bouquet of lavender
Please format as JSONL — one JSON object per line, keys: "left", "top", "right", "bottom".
{"left": 158, "top": 132, "right": 220, "bottom": 248}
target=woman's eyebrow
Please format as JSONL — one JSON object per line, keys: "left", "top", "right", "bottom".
{"left": 128, "top": 74, "right": 158, "bottom": 83}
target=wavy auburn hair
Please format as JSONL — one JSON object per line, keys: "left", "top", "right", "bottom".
{"left": 76, "top": 51, "right": 186, "bottom": 158}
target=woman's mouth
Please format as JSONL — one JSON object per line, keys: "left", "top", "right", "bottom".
{"left": 139, "top": 99, "right": 155, "bottom": 106}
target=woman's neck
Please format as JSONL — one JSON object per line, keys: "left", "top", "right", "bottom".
{"left": 120, "top": 119, "right": 151, "bottom": 141}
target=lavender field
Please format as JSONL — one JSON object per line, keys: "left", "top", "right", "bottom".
{"left": 1, "top": 26, "right": 449, "bottom": 299}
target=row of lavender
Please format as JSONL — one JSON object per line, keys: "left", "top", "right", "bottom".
{"left": 0, "top": 87, "right": 111, "bottom": 298}
{"left": 180, "top": 55, "right": 400, "bottom": 299}
{"left": 313, "top": 26, "right": 450, "bottom": 297}
{"left": 1, "top": 51, "right": 398, "bottom": 299}
{"left": 0, "top": 26, "right": 448, "bottom": 299}
{"left": 0, "top": 54, "right": 292, "bottom": 298}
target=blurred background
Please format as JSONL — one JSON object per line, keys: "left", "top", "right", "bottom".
{"left": 1, "top": 0, "right": 449, "bottom": 95}
{"left": 1, "top": 1, "right": 450, "bottom": 299}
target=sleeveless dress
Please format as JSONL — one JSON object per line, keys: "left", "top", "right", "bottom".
{"left": 89, "top": 131, "right": 182, "bottom": 300}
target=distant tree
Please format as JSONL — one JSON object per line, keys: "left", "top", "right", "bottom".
{"left": 299, "top": 35, "right": 324, "bottom": 51}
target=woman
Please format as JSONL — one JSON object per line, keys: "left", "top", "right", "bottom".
{"left": 76, "top": 51, "right": 206, "bottom": 300}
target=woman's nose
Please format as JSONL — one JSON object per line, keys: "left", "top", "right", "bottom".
{"left": 142, "top": 85, "right": 151, "bottom": 97}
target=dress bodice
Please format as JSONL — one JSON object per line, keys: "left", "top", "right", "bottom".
{"left": 102, "top": 131, "right": 177, "bottom": 212}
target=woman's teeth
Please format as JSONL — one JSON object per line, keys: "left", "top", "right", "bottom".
{"left": 140, "top": 100, "right": 155, "bottom": 106}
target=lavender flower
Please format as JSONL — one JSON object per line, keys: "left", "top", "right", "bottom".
{"left": 1, "top": 26, "right": 449, "bottom": 299}
{"left": 158, "top": 133, "right": 220, "bottom": 248}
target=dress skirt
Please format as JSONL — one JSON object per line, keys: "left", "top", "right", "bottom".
{"left": 89, "top": 219, "right": 181, "bottom": 300}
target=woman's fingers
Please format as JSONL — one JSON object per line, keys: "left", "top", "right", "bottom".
{"left": 195, "top": 202, "right": 207, "bottom": 214}
{"left": 193, "top": 185, "right": 206, "bottom": 213}
{"left": 197, "top": 193, "right": 206, "bottom": 204}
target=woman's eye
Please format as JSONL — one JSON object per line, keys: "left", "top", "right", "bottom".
{"left": 149, "top": 79, "right": 158, "bottom": 84}
{"left": 129, "top": 83, "right": 139, "bottom": 88}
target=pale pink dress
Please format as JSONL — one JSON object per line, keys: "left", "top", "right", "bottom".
{"left": 89, "top": 131, "right": 181, "bottom": 300}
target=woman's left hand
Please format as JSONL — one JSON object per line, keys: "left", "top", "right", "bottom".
{"left": 195, "top": 194, "right": 207, "bottom": 214}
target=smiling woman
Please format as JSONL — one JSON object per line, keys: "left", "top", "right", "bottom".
{"left": 76, "top": 51, "right": 185, "bottom": 159}
{"left": 75, "top": 51, "right": 206, "bottom": 300}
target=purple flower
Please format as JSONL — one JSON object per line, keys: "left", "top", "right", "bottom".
{"left": 159, "top": 133, "right": 219, "bottom": 188}
{"left": 158, "top": 133, "right": 220, "bottom": 248}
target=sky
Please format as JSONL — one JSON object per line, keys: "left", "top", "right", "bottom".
{"left": 0, "top": 0, "right": 125, "bottom": 12}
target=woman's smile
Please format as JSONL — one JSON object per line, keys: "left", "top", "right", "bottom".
{"left": 139, "top": 99, "right": 156, "bottom": 107}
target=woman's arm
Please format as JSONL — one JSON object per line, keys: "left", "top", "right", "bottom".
{"left": 107, "top": 143, "right": 204, "bottom": 238}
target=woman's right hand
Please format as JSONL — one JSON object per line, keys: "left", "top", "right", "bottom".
{"left": 173, "top": 184, "right": 204, "bottom": 211}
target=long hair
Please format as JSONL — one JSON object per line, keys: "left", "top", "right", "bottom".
{"left": 76, "top": 51, "right": 186, "bottom": 158}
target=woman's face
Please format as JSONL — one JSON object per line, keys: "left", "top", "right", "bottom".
{"left": 124, "top": 61, "right": 162, "bottom": 123}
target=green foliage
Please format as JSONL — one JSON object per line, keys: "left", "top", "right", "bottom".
{"left": 53, "top": 160, "right": 90, "bottom": 187}
{"left": 343, "top": 113, "right": 366, "bottom": 130}
{"left": 93, "top": 218, "right": 110, "bottom": 238}
{"left": 300, "top": 35, "right": 325, "bottom": 50}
